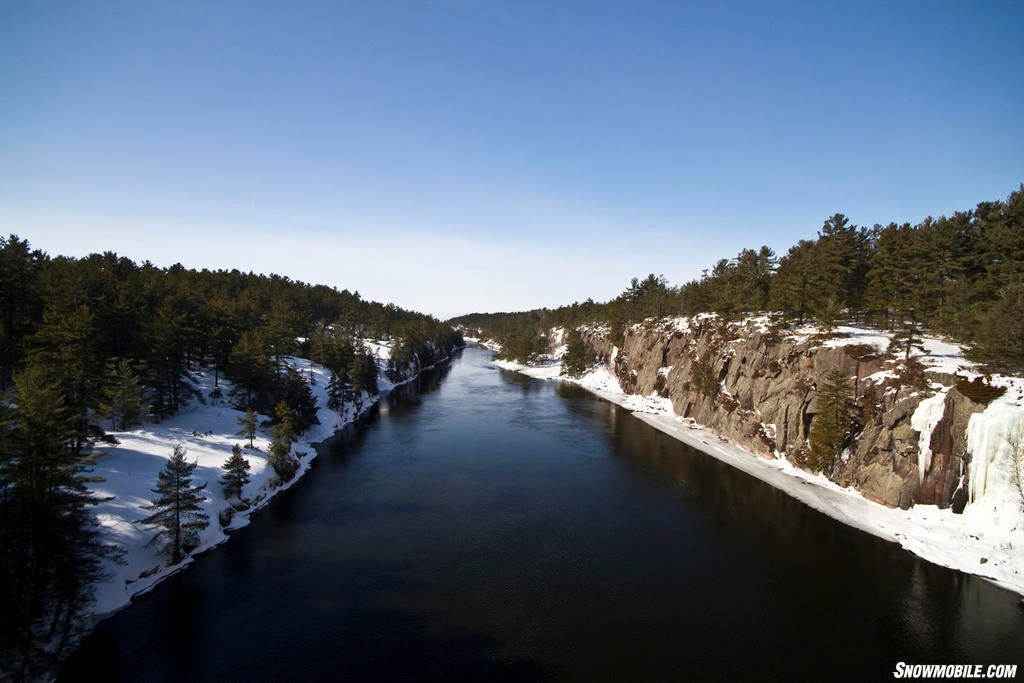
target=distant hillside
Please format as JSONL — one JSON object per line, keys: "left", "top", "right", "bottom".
{"left": 451, "top": 184, "right": 1023, "bottom": 373}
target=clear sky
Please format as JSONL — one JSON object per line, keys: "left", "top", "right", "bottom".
{"left": 2, "top": 1, "right": 1022, "bottom": 319}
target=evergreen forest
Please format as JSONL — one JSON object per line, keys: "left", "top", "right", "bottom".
{"left": 452, "top": 185, "right": 1024, "bottom": 373}
{"left": 0, "top": 240, "right": 462, "bottom": 676}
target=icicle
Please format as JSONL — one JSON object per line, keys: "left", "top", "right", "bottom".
{"left": 966, "top": 391, "right": 1024, "bottom": 503}
{"left": 910, "top": 390, "right": 949, "bottom": 485}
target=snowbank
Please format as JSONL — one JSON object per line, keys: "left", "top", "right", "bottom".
{"left": 464, "top": 335, "right": 502, "bottom": 352}
{"left": 86, "top": 347, "right": 407, "bottom": 620}
{"left": 489, "top": 333, "right": 1024, "bottom": 596}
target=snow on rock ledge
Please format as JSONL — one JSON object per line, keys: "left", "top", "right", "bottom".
{"left": 486, "top": 318, "right": 1024, "bottom": 595}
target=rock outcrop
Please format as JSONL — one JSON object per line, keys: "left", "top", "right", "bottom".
{"left": 572, "top": 316, "right": 987, "bottom": 509}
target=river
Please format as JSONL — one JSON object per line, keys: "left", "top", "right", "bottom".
{"left": 60, "top": 346, "right": 1024, "bottom": 681}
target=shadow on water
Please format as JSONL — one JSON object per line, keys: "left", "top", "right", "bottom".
{"left": 61, "top": 558, "right": 545, "bottom": 682}
{"left": 61, "top": 353, "right": 547, "bottom": 682}
{"left": 555, "top": 382, "right": 1024, "bottom": 676}
{"left": 59, "top": 348, "right": 1024, "bottom": 681}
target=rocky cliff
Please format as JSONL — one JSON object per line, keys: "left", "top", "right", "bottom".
{"left": 570, "top": 316, "right": 994, "bottom": 510}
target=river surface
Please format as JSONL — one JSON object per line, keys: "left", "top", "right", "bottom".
{"left": 61, "top": 347, "right": 1024, "bottom": 681}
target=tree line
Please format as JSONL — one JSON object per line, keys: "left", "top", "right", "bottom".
{"left": 452, "top": 185, "right": 1023, "bottom": 372}
{"left": 0, "top": 238, "right": 462, "bottom": 677}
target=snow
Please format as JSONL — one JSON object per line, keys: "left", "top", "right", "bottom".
{"left": 918, "top": 336, "right": 975, "bottom": 374}
{"left": 487, "top": 328, "right": 1024, "bottom": 597}
{"left": 492, "top": 357, "right": 561, "bottom": 380}
{"left": 910, "top": 389, "right": 949, "bottom": 485}
{"left": 967, "top": 390, "right": 1024, "bottom": 504}
{"left": 84, "top": 345, "right": 409, "bottom": 621}
{"left": 820, "top": 326, "right": 891, "bottom": 353}
{"left": 463, "top": 336, "right": 502, "bottom": 352}
{"left": 784, "top": 324, "right": 977, "bottom": 376}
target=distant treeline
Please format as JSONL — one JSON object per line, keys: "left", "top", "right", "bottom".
{"left": 0, "top": 238, "right": 462, "bottom": 676}
{"left": 452, "top": 185, "right": 1023, "bottom": 372}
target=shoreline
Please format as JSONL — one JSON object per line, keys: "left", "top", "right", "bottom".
{"left": 80, "top": 350, "right": 455, "bottom": 629}
{"left": 487, "top": 352, "right": 1024, "bottom": 598}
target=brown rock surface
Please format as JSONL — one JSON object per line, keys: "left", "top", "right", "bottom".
{"left": 575, "top": 318, "right": 984, "bottom": 509}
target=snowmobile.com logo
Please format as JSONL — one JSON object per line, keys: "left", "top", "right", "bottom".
{"left": 893, "top": 662, "right": 1018, "bottom": 679}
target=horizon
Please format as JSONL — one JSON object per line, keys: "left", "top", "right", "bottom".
{"left": 3, "top": 1, "right": 1023, "bottom": 319}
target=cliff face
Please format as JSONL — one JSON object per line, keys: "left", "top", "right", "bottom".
{"left": 575, "top": 317, "right": 988, "bottom": 509}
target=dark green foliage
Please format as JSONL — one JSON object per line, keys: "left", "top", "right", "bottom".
{"left": 229, "top": 329, "right": 274, "bottom": 409}
{"left": 561, "top": 328, "right": 594, "bottom": 379}
{"left": 690, "top": 350, "right": 721, "bottom": 399}
{"left": 276, "top": 367, "right": 320, "bottom": 433}
{"left": 326, "top": 372, "right": 346, "bottom": 412}
{"left": 808, "top": 371, "right": 857, "bottom": 473}
{"left": 0, "top": 236, "right": 462, "bottom": 675}
{"left": 268, "top": 401, "right": 298, "bottom": 482}
{"left": 969, "top": 280, "right": 1024, "bottom": 373}
{"left": 236, "top": 408, "right": 258, "bottom": 449}
{"left": 769, "top": 240, "right": 817, "bottom": 323}
{"left": 813, "top": 214, "right": 871, "bottom": 316}
{"left": 0, "top": 236, "right": 45, "bottom": 387}
{"left": 702, "top": 247, "right": 776, "bottom": 315}
{"left": 888, "top": 358, "right": 930, "bottom": 392}
{"left": 139, "top": 444, "right": 209, "bottom": 565}
{"left": 623, "top": 273, "right": 673, "bottom": 320}
{"left": 28, "top": 302, "right": 106, "bottom": 454}
{"left": 451, "top": 185, "right": 1024, "bottom": 373}
{"left": 100, "top": 357, "right": 144, "bottom": 431}
{"left": 0, "top": 363, "right": 118, "bottom": 677}
{"left": 0, "top": 233, "right": 460, "bottom": 430}
{"left": 348, "top": 341, "right": 379, "bottom": 395}
{"left": 220, "top": 444, "right": 251, "bottom": 504}
{"left": 309, "top": 325, "right": 356, "bottom": 377}
{"left": 498, "top": 326, "right": 546, "bottom": 363}
{"left": 888, "top": 310, "right": 927, "bottom": 363}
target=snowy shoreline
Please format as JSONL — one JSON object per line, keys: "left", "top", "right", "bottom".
{"left": 83, "top": 342, "right": 451, "bottom": 628}
{"left": 480, "top": 343, "right": 1024, "bottom": 598}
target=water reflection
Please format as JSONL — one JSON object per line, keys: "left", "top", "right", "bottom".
{"left": 61, "top": 348, "right": 1024, "bottom": 681}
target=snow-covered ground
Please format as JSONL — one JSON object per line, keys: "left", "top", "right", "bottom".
{"left": 491, "top": 323, "right": 1024, "bottom": 596}
{"left": 463, "top": 335, "right": 502, "bottom": 352}
{"left": 86, "top": 345, "right": 412, "bottom": 621}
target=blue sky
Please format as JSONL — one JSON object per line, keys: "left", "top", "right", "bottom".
{"left": 2, "top": 1, "right": 1022, "bottom": 319}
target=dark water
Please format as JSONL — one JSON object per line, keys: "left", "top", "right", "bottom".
{"left": 61, "top": 347, "right": 1024, "bottom": 681}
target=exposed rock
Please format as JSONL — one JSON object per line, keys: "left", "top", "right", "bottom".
{"left": 579, "top": 318, "right": 983, "bottom": 509}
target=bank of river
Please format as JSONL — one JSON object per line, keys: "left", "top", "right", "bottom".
{"left": 60, "top": 347, "right": 1024, "bottom": 681}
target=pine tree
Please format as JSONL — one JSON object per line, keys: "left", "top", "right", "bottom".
{"left": 970, "top": 279, "right": 1024, "bottom": 373}
{"left": 28, "top": 302, "right": 105, "bottom": 455}
{"left": 143, "top": 300, "right": 195, "bottom": 417}
{"left": 348, "top": 343, "right": 379, "bottom": 395}
{"left": 890, "top": 308, "right": 927, "bottom": 362}
{"left": 561, "top": 328, "right": 593, "bottom": 379}
{"left": 229, "top": 329, "right": 272, "bottom": 409}
{"left": 808, "top": 371, "right": 856, "bottom": 473}
{"left": 220, "top": 444, "right": 251, "bottom": 504}
{"left": 268, "top": 401, "right": 297, "bottom": 482}
{"left": 139, "top": 444, "right": 210, "bottom": 564}
{"left": 0, "top": 362, "right": 117, "bottom": 676}
{"left": 813, "top": 214, "right": 870, "bottom": 317}
{"left": 236, "top": 408, "right": 257, "bottom": 449}
{"left": 100, "top": 357, "right": 144, "bottom": 430}
{"left": 0, "top": 235, "right": 45, "bottom": 387}
{"left": 770, "top": 240, "right": 817, "bottom": 323}
{"left": 265, "top": 299, "right": 300, "bottom": 378}
{"left": 326, "top": 371, "right": 345, "bottom": 412}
